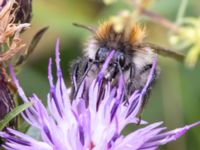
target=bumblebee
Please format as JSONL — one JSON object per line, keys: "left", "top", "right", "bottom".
{"left": 70, "top": 20, "right": 184, "bottom": 115}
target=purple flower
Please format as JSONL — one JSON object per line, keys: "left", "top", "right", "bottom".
{"left": 0, "top": 39, "right": 199, "bottom": 150}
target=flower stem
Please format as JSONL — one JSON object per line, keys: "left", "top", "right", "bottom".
{"left": 141, "top": 8, "right": 180, "bottom": 33}
{"left": 176, "top": 0, "right": 188, "bottom": 25}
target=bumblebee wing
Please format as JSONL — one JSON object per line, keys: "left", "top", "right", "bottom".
{"left": 136, "top": 43, "right": 185, "bottom": 62}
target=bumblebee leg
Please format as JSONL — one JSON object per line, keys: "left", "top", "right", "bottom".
{"left": 136, "top": 116, "right": 142, "bottom": 125}
{"left": 126, "top": 63, "right": 159, "bottom": 116}
{"left": 70, "top": 58, "right": 82, "bottom": 90}
{"left": 123, "top": 63, "right": 136, "bottom": 105}
{"left": 139, "top": 64, "right": 159, "bottom": 118}
{"left": 70, "top": 60, "right": 79, "bottom": 92}
{"left": 70, "top": 58, "right": 89, "bottom": 99}
{"left": 126, "top": 63, "right": 136, "bottom": 95}
{"left": 140, "top": 64, "right": 159, "bottom": 107}
{"left": 70, "top": 57, "right": 94, "bottom": 99}
{"left": 129, "top": 63, "right": 136, "bottom": 79}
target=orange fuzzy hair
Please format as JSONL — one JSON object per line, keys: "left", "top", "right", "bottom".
{"left": 95, "top": 21, "right": 113, "bottom": 41}
{"left": 95, "top": 20, "right": 146, "bottom": 46}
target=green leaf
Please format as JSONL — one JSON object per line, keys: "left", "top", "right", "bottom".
{"left": 0, "top": 102, "right": 32, "bottom": 130}
{"left": 15, "top": 26, "right": 49, "bottom": 66}
{"left": 26, "top": 26, "right": 49, "bottom": 58}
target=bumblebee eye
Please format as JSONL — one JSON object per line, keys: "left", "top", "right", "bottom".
{"left": 117, "top": 53, "right": 125, "bottom": 67}
{"left": 95, "top": 47, "right": 109, "bottom": 62}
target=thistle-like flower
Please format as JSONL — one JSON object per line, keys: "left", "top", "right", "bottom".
{"left": 0, "top": 40, "right": 199, "bottom": 149}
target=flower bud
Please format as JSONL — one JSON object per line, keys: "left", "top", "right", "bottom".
{"left": 0, "top": 66, "right": 16, "bottom": 129}
{"left": 15, "top": 0, "right": 32, "bottom": 23}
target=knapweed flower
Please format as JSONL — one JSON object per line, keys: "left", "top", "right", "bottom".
{"left": 0, "top": 40, "right": 199, "bottom": 149}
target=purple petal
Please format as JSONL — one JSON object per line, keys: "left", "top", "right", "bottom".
{"left": 55, "top": 39, "right": 62, "bottom": 78}
{"left": 47, "top": 58, "right": 62, "bottom": 117}
{"left": 140, "top": 121, "right": 200, "bottom": 149}
{"left": 97, "top": 50, "right": 115, "bottom": 81}
{"left": 9, "top": 65, "right": 29, "bottom": 103}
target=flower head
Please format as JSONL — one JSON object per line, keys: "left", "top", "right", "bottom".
{"left": 0, "top": 39, "right": 199, "bottom": 150}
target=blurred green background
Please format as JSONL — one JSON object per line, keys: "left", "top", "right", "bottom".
{"left": 18, "top": 0, "right": 200, "bottom": 149}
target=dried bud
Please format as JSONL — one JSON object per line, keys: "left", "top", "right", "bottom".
{"left": 0, "top": 0, "right": 32, "bottom": 23}
{"left": 0, "top": 66, "right": 16, "bottom": 129}
{"left": 0, "top": 0, "right": 7, "bottom": 9}
{"left": 15, "top": 0, "right": 32, "bottom": 23}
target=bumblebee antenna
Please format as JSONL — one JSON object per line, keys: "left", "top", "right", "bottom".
{"left": 73, "top": 23, "right": 96, "bottom": 33}
{"left": 136, "top": 43, "right": 185, "bottom": 62}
